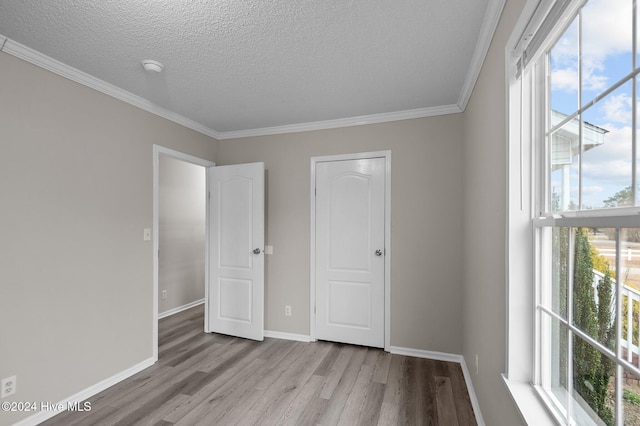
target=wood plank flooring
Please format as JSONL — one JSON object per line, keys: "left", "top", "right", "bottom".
{"left": 42, "top": 305, "right": 477, "bottom": 426}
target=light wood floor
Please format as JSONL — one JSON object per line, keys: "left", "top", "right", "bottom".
{"left": 42, "top": 305, "right": 477, "bottom": 425}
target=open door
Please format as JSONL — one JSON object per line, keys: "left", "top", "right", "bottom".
{"left": 206, "top": 162, "right": 264, "bottom": 341}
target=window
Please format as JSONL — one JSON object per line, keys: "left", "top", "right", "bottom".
{"left": 511, "top": 0, "right": 640, "bottom": 424}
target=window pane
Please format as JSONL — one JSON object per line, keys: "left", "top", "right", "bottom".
{"left": 621, "top": 228, "right": 640, "bottom": 289}
{"left": 541, "top": 313, "right": 569, "bottom": 420}
{"left": 572, "top": 228, "right": 616, "bottom": 351}
{"left": 581, "top": 82, "right": 633, "bottom": 210}
{"left": 622, "top": 291, "right": 640, "bottom": 366}
{"left": 573, "top": 335, "right": 616, "bottom": 425}
{"left": 551, "top": 227, "right": 569, "bottom": 318}
{"left": 545, "top": 0, "right": 638, "bottom": 215}
{"left": 550, "top": 115, "right": 580, "bottom": 212}
{"left": 581, "top": 0, "right": 633, "bottom": 107}
{"left": 622, "top": 228, "right": 640, "bottom": 367}
{"left": 623, "top": 366, "right": 640, "bottom": 424}
{"left": 550, "top": 17, "right": 579, "bottom": 117}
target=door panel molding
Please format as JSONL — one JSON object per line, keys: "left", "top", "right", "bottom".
{"left": 310, "top": 150, "right": 391, "bottom": 351}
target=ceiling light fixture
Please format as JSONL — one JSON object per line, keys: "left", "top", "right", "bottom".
{"left": 141, "top": 59, "right": 164, "bottom": 73}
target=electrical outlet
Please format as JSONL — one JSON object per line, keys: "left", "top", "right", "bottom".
{"left": 2, "top": 376, "right": 16, "bottom": 398}
{"left": 161, "top": 290, "right": 167, "bottom": 300}
{"left": 475, "top": 354, "right": 479, "bottom": 375}
{"left": 285, "top": 305, "right": 292, "bottom": 316}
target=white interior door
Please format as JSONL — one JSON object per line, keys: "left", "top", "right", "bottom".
{"left": 206, "top": 162, "right": 264, "bottom": 341}
{"left": 315, "top": 157, "right": 385, "bottom": 348}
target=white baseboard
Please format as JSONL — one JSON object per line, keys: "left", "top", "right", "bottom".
{"left": 13, "top": 357, "right": 155, "bottom": 426}
{"left": 264, "top": 330, "right": 312, "bottom": 342}
{"left": 460, "top": 357, "right": 486, "bottom": 426}
{"left": 158, "top": 298, "right": 205, "bottom": 319}
{"left": 389, "top": 345, "right": 464, "bottom": 363}
{"left": 389, "top": 345, "right": 484, "bottom": 426}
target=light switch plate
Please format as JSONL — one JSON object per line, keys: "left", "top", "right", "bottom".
{"left": 265, "top": 245, "right": 273, "bottom": 255}
{"left": 143, "top": 228, "right": 151, "bottom": 241}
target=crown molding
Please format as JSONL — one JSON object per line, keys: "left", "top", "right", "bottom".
{"left": 1, "top": 5, "right": 504, "bottom": 144}
{"left": 217, "top": 104, "right": 463, "bottom": 140}
{"left": 0, "top": 36, "right": 221, "bottom": 140}
{"left": 1, "top": 35, "right": 461, "bottom": 142}
{"left": 457, "top": 0, "right": 507, "bottom": 110}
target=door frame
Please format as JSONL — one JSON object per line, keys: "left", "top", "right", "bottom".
{"left": 309, "top": 150, "right": 391, "bottom": 351}
{"left": 152, "top": 145, "right": 215, "bottom": 362}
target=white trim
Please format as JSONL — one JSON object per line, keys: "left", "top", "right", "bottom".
{"left": 384, "top": 152, "right": 392, "bottom": 351}
{"left": 502, "top": 376, "right": 558, "bottom": 425}
{"left": 155, "top": 146, "right": 217, "bottom": 167}
{"left": 218, "top": 106, "right": 461, "bottom": 140}
{"left": 152, "top": 145, "right": 214, "bottom": 361}
{"left": 458, "top": 0, "right": 507, "bottom": 110}
{"left": 389, "top": 346, "right": 463, "bottom": 363}
{"left": 0, "top": 36, "right": 221, "bottom": 140}
{"left": 505, "top": 0, "right": 541, "bottom": 383}
{"left": 204, "top": 168, "right": 212, "bottom": 334}
{"left": 504, "top": 2, "right": 562, "bottom": 421}
{"left": 309, "top": 151, "right": 392, "bottom": 351}
{"left": 460, "top": 358, "right": 487, "bottom": 426}
{"left": 310, "top": 159, "right": 318, "bottom": 343}
{"left": 13, "top": 357, "right": 154, "bottom": 426}
{"left": 264, "top": 330, "right": 312, "bottom": 342}
{"left": 158, "top": 298, "right": 205, "bottom": 319}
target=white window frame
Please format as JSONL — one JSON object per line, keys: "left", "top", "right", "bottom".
{"left": 505, "top": 0, "right": 640, "bottom": 424}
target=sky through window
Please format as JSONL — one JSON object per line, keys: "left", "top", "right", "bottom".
{"left": 549, "top": 0, "right": 638, "bottom": 210}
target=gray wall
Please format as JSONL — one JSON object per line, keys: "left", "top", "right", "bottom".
{"left": 461, "top": 0, "right": 526, "bottom": 424}
{"left": 0, "top": 52, "right": 218, "bottom": 426}
{"left": 218, "top": 115, "right": 465, "bottom": 352}
{"left": 159, "top": 156, "right": 206, "bottom": 314}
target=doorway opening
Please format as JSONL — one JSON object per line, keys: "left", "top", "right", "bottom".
{"left": 152, "top": 145, "right": 214, "bottom": 361}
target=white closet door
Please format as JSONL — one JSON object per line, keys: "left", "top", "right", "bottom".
{"left": 315, "top": 158, "right": 385, "bottom": 348}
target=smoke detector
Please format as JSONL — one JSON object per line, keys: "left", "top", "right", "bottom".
{"left": 141, "top": 59, "right": 164, "bottom": 73}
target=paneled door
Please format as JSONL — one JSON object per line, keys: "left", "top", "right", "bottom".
{"left": 315, "top": 157, "right": 385, "bottom": 347}
{"left": 206, "top": 162, "right": 264, "bottom": 341}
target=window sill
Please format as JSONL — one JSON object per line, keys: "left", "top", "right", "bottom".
{"left": 502, "top": 374, "right": 559, "bottom": 425}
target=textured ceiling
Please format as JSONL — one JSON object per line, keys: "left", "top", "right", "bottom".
{"left": 0, "top": 0, "right": 495, "bottom": 138}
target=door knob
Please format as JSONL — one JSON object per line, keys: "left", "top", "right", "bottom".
{"left": 375, "top": 249, "right": 383, "bottom": 256}
{"left": 253, "top": 248, "right": 261, "bottom": 255}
